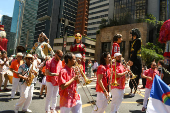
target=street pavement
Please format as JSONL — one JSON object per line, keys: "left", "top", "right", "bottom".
{"left": 0, "top": 77, "right": 146, "bottom": 113}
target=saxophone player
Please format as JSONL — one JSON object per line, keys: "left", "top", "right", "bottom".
{"left": 15, "top": 54, "right": 38, "bottom": 113}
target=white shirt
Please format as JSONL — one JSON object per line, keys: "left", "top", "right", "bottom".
{"left": 0, "top": 58, "right": 9, "bottom": 73}
{"left": 93, "top": 62, "right": 98, "bottom": 70}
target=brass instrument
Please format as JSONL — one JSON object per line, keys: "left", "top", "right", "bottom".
{"left": 73, "top": 62, "right": 98, "bottom": 111}
{"left": 123, "top": 60, "right": 137, "bottom": 79}
{"left": 75, "top": 62, "right": 92, "bottom": 85}
{"left": 26, "top": 62, "right": 35, "bottom": 86}
{"left": 111, "top": 59, "right": 119, "bottom": 86}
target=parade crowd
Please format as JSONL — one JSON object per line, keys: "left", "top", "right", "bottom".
{"left": 0, "top": 29, "right": 170, "bottom": 113}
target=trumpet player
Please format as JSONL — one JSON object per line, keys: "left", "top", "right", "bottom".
{"left": 91, "top": 52, "right": 111, "bottom": 113}
{"left": 111, "top": 53, "right": 128, "bottom": 113}
{"left": 15, "top": 54, "right": 38, "bottom": 113}
{"left": 59, "top": 52, "right": 82, "bottom": 113}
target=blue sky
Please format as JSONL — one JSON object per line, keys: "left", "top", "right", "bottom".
{"left": 0, "top": 0, "right": 15, "bottom": 20}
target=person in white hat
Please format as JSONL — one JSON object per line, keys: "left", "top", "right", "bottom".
{"left": 10, "top": 52, "right": 23, "bottom": 99}
{"left": 110, "top": 53, "right": 128, "bottom": 113}
{"left": 15, "top": 54, "right": 38, "bottom": 113}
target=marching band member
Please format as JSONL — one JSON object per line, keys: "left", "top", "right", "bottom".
{"left": 141, "top": 62, "right": 159, "bottom": 111}
{"left": 59, "top": 52, "right": 82, "bottom": 113}
{"left": 10, "top": 52, "right": 23, "bottom": 99}
{"left": 111, "top": 53, "right": 128, "bottom": 113}
{"left": 15, "top": 54, "right": 38, "bottom": 113}
{"left": 92, "top": 52, "right": 111, "bottom": 113}
{"left": 0, "top": 51, "right": 9, "bottom": 91}
{"left": 30, "top": 32, "right": 54, "bottom": 60}
{"left": 70, "top": 33, "right": 86, "bottom": 72}
{"left": 128, "top": 28, "right": 142, "bottom": 96}
{"left": 111, "top": 34, "right": 122, "bottom": 59}
{"left": 45, "top": 50, "right": 63, "bottom": 113}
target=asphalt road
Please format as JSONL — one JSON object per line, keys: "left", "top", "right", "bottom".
{"left": 0, "top": 77, "right": 146, "bottom": 113}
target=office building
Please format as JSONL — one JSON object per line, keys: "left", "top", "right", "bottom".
{"left": 16, "top": 0, "right": 39, "bottom": 50}
{"left": 1, "top": 15, "right": 12, "bottom": 51}
{"left": 87, "top": 0, "right": 109, "bottom": 39}
{"left": 75, "top": 0, "right": 89, "bottom": 36}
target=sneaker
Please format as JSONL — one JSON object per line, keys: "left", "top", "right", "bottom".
{"left": 16, "top": 92, "right": 20, "bottom": 96}
{"left": 22, "top": 109, "right": 32, "bottom": 113}
{"left": 130, "top": 93, "right": 135, "bottom": 97}
{"left": 142, "top": 107, "right": 146, "bottom": 111}
{"left": 51, "top": 109, "right": 57, "bottom": 113}
{"left": 39, "top": 95, "right": 44, "bottom": 99}
{"left": 3, "top": 88, "right": 10, "bottom": 91}
{"left": 44, "top": 94, "right": 46, "bottom": 97}
{"left": 14, "top": 108, "right": 19, "bottom": 113}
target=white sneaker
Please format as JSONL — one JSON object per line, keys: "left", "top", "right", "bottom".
{"left": 14, "top": 109, "right": 18, "bottom": 113}
{"left": 51, "top": 109, "right": 57, "bottom": 113}
{"left": 130, "top": 93, "right": 135, "bottom": 97}
{"left": 22, "top": 109, "right": 32, "bottom": 113}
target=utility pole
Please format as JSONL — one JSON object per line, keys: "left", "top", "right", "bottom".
{"left": 62, "top": 19, "right": 68, "bottom": 55}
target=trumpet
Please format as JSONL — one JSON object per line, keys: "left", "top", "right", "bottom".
{"left": 123, "top": 60, "right": 137, "bottom": 79}
{"left": 73, "top": 62, "right": 98, "bottom": 111}
{"left": 111, "top": 58, "right": 119, "bottom": 86}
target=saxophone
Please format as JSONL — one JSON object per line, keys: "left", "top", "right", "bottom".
{"left": 26, "top": 62, "right": 35, "bottom": 86}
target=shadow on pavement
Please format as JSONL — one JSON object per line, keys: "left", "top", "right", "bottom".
{"left": 0, "top": 110, "right": 24, "bottom": 113}
{"left": 136, "top": 99, "right": 143, "bottom": 106}
{"left": 0, "top": 98, "right": 13, "bottom": 102}
{"left": 124, "top": 95, "right": 134, "bottom": 98}
{"left": 129, "top": 110, "right": 144, "bottom": 113}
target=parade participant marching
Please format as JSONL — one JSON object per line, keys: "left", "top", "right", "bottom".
{"left": 10, "top": 52, "right": 23, "bottom": 99}
{"left": 59, "top": 52, "right": 82, "bottom": 113}
{"left": 0, "top": 51, "right": 9, "bottom": 91}
{"left": 30, "top": 32, "right": 54, "bottom": 60}
{"left": 70, "top": 33, "right": 86, "bottom": 72}
{"left": 111, "top": 53, "right": 128, "bottom": 113}
{"left": 91, "top": 52, "right": 111, "bottom": 113}
{"left": 15, "top": 54, "right": 38, "bottom": 113}
{"left": 128, "top": 28, "right": 142, "bottom": 96}
{"left": 45, "top": 50, "right": 63, "bottom": 113}
{"left": 111, "top": 34, "right": 122, "bottom": 59}
{"left": 141, "top": 62, "right": 159, "bottom": 111}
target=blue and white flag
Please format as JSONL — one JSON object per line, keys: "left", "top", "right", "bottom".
{"left": 147, "top": 75, "right": 170, "bottom": 113}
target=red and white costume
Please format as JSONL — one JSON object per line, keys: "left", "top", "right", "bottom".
{"left": 45, "top": 57, "right": 62, "bottom": 112}
{"left": 143, "top": 68, "right": 159, "bottom": 108}
{"left": 70, "top": 33, "right": 86, "bottom": 72}
{"left": 0, "top": 25, "right": 8, "bottom": 51}
{"left": 59, "top": 65, "right": 82, "bottom": 113}
{"left": 111, "top": 62, "right": 126, "bottom": 113}
{"left": 92, "top": 64, "right": 111, "bottom": 113}
{"left": 111, "top": 43, "right": 120, "bottom": 59}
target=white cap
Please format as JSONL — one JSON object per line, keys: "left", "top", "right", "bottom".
{"left": 114, "top": 53, "right": 122, "bottom": 58}
{"left": 75, "top": 53, "right": 82, "bottom": 58}
{"left": 17, "top": 52, "right": 23, "bottom": 57}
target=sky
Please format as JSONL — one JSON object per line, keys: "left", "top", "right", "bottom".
{"left": 0, "top": 0, "right": 15, "bottom": 21}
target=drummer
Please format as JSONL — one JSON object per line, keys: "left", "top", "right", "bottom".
{"left": 10, "top": 52, "right": 24, "bottom": 99}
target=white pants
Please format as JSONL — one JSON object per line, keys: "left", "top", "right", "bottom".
{"left": 110, "top": 89, "right": 124, "bottom": 113}
{"left": 45, "top": 82, "right": 59, "bottom": 112}
{"left": 11, "top": 77, "right": 21, "bottom": 98}
{"left": 143, "top": 88, "right": 151, "bottom": 108}
{"left": 91, "top": 92, "right": 108, "bottom": 113}
{"left": 60, "top": 99, "right": 82, "bottom": 113}
{"left": 15, "top": 83, "right": 34, "bottom": 111}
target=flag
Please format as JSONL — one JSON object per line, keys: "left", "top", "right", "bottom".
{"left": 147, "top": 75, "right": 170, "bottom": 113}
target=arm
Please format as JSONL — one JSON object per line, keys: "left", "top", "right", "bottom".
{"left": 45, "top": 69, "right": 59, "bottom": 76}
{"left": 60, "top": 75, "right": 78, "bottom": 90}
{"left": 141, "top": 70, "right": 152, "bottom": 81}
{"left": 17, "top": 66, "right": 28, "bottom": 81}
{"left": 116, "top": 71, "right": 128, "bottom": 78}
{"left": 47, "top": 43, "right": 55, "bottom": 56}
{"left": 10, "top": 68, "right": 18, "bottom": 74}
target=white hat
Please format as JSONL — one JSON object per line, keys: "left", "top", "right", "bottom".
{"left": 25, "top": 54, "right": 33, "bottom": 58}
{"left": 75, "top": 53, "right": 82, "bottom": 58}
{"left": 17, "top": 52, "right": 23, "bottom": 57}
{"left": 114, "top": 53, "right": 122, "bottom": 58}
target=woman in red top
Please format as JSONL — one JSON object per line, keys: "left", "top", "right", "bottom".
{"left": 92, "top": 52, "right": 111, "bottom": 113}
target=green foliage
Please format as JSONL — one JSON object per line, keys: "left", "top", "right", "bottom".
{"left": 141, "top": 46, "right": 164, "bottom": 67}
{"left": 26, "top": 50, "right": 31, "bottom": 53}
{"left": 144, "top": 42, "right": 164, "bottom": 55}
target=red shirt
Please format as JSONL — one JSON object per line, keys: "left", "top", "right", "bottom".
{"left": 96, "top": 64, "right": 111, "bottom": 93}
{"left": 144, "top": 68, "right": 159, "bottom": 89}
{"left": 111, "top": 43, "right": 120, "bottom": 58}
{"left": 59, "top": 65, "right": 80, "bottom": 108}
{"left": 111, "top": 62, "right": 126, "bottom": 89}
{"left": 46, "top": 58, "right": 62, "bottom": 86}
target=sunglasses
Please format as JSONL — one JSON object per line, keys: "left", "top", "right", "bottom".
{"left": 27, "top": 58, "right": 33, "bottom": 60}
{"left": 57, "top": 54, "right": 63, "bottom": 58}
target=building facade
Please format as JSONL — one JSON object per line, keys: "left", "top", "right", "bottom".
{"left": 87, "top": 0, "right": 110, "bottom": 39}
{"left": 75, "top": 0, "right": 89, "bottom": 36}
{"left": 1, "top": 15, "right": 12, "bottom": 52}
{"left": 16, "top": 0, "right": 39, "bottom": 50}
{"left": 34, "top": 0, "right": 78, "bottom": 48}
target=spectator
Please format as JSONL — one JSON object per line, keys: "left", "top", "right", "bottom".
{"left": 88, "top": 59, "right": 93, "bottom": 78}
{"left": 93, "top": 60, "right": 98, "bottom": 77}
